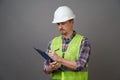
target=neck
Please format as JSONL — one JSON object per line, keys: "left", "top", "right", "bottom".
{"left": 63, "top": 30, "right": 73, "bottom": 39}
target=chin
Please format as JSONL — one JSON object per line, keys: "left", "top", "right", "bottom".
{"left": 61, "top": 32, "right": 67, "bottom": 35}
{"left": 60, "top": 30, "right": 67, "bottom": 35}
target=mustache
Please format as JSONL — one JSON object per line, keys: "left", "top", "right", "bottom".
{"left": 60, "top": 28, "right": 64, "bottom": 31}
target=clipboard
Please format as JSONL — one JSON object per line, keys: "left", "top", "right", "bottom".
{"left": 34, "top": 48, "right": 54, "bottom": 62}
{"left": 34, "top": 48, "right": 64, "bottom": 71}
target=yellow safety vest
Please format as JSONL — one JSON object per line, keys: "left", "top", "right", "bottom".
{"left": 51, "top": 34, "right": 88, "bottom": 80}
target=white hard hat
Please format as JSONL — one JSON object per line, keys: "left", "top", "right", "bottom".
{"left": 52, "top": 6, "right": 75, "bottom": 23}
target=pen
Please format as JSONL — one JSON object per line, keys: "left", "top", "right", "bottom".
{"left": 55, "top": 48, "right": 59, "bottom": 51}
{"left": 49, "top": 48, "right": 59, "bottom": 53}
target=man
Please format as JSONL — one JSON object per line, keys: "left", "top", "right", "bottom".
{"left": 44, "top": 6, "right": 91, "bottom": 80}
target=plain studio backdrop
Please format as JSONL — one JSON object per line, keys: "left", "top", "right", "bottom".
{"left": 0, "top": 0, "right": 120, "bottom": 80}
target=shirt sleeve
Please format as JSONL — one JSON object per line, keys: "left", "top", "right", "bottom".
{"left": 43, "top": 40, "right": 52, "bottom": 72}
{"left": 76, "top": 37, "right": 91, "bottom": 71}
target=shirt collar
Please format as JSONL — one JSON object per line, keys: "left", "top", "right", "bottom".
{"left": 62, "top": 30, "right": 76, "bottom": 41}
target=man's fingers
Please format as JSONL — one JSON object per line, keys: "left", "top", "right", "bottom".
{"left": 48, "top": 50, "right": 54, "bottom": 57}
{"left": 49, "top": 50, "right": 54, "bottom": 53}
{"left": 50, "top": 61, "right": 57, "bottom": 65}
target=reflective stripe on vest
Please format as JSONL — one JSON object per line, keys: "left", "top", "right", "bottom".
{"left": 51, "top": 34, "right": 88, "bottom": 80}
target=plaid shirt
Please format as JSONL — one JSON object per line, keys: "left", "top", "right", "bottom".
{"left": 44, "top": 31, "right": 91, "bottom": 71}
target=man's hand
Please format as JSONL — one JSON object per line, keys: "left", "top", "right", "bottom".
{"left": 45, "top": 61, "right": 61, "bottom": 74}
{"left": 45, "top": 50, "right": 62, "bottom": 74}
{"left": 47, "top": 50, "right": 77, "bottom": 71}
{"left": 48, "top": 50, "right": 61, "bottom": 62}
{"left": 49, "top": 61, "right": 61, "bottom": 70}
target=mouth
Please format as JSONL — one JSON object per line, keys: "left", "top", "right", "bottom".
{"left": 59, "top": 29, "right": 66, "bottom": 35}
{"left": 60, "top": 29, "right": 64, "bottom": 31}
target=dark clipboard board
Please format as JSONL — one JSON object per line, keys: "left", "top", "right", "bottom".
{"left": 34, "top": 48, "right": 54, "bottom": 62}
{"left": 34, "top": 48, "right": 64, "bottom": 71}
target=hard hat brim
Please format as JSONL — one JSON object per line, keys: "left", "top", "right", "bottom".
{"left": 52, "top": 16, "right": 75, "bottom": 23}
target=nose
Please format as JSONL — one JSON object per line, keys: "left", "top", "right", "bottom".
{"left": 57, "top": 23, "right": 62, "bottom": 29}
{"left": 58, "top": 25, "right": 62, "bottom": 29}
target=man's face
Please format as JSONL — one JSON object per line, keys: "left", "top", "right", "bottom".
{"left": 56, "top": 20, "right": 73, "bottom": 35}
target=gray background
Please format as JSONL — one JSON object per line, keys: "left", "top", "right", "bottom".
{"left": 0, "top": 0, "right": 120, "bottom": 80}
